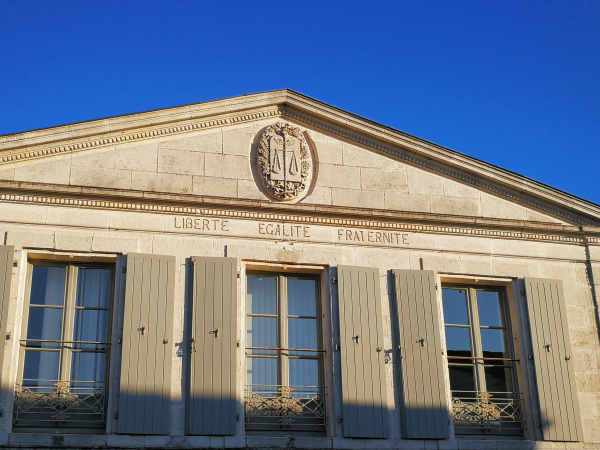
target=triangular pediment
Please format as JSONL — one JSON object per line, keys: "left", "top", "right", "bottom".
{"left": 0, "top": 89, "right": 599, "bottom": 228}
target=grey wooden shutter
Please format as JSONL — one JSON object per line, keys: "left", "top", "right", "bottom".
{"left": 118, "top": 253, "right": 175, "bottom": 435}
{"left": 337, "top": 265, "right": 389, "bottom": 438}
{"left": 524, "top": 278, "right": 583, "bottom": 442}
{"left": 188, "top": 257, "right": 237, "bottom": 435}
{"left": 392, "top": 270, "right": 449, "bottom": 439}
{"left": 0, "top": 246, "right": 14, "bottom": 376}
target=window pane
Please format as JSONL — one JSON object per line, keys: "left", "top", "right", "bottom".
{"left": 22, "top": 350, "right": 60, "bottom": 385}
{"left": 484, "top": 366, "right": 511, "bottom": 394}
{"left": 76, "top": 268, "right": 111, "bottom": 308}
{"left": 445, "top": 327, "right": 471, "bottom": 357}
{"left": 289, "top": 318, "right": 317, "bottom": 350}
{"left": 288, "top": 278, "right": 317, "bottom": 316}
{"left": 246, "top": 316, "right": 277, "bottom": 348}
{"left": 448, "top": 365, "right": 476, "bottom": 398}
{"left": 477, "top": 290, "right": 503, "bottom": 327}
{"left": 289, "top": 359, "right": 319, "bottom": 388}
{"left": 247, "top": 276, "right": 277, "bottom": 315}
{"left": 247, "top": 357, "right": 277, "bottom": 388}
{"left": 481, "top": 328, "right": 507, "bottom": 360}
{"left": 73, "top": 310, "right": 108, "bottom": 345}
{"left": 26, "top": 307, "right": 62, "bottom": 343}
{"left": 71, "top": 352, "right": 106, "bottom": 385}
{"left": 442, "top": 288, "right": 469, "bottom": 325}
{"left": 30, "top": 266, "right": 66, "bottom": 306}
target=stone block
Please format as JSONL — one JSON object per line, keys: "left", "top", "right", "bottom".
{"left": 246, "top": 436, "right": 289, "bottom": 448}
{"left": 304, "top": 186, "right": 333, "bottom": 205}
{"left": 384, "top": 192, "right": 431, "bottom": 212}
{"left": 410, "top": 252, "right": 462, "bottom": 273}
{"left": 237, "top": 179, "right": 267, "bottom": 200}
{"left": 541, "top": 262, "right": 578, "bottom": 286}
{"left": 311, "top": 132, "right": 343, "bottom": 165}
{"left": 185, "top": 436, "right": 211, "bottom": 447}
{"left": 443, "top": 178, "right": 480, "bottom": 199}
{"left": 527, "top": 209, "right": 564, "bottom": 224}
{"left": 576, "top": 372, "right": 600, "bottom": 392}
{"left": 70, "top": 165, "right": 132, "bottom": 190}
{"left": 160, "top": 130, "right": 222, "bottom": 153}
{"left": 543, "top": 243, "right": 586, "bottom": 261}
{"left": 224, "top": 436, "right": 246, "bottom": 448}
{"left": 569, "top": 327, "right": 599, "bottom": 350}
{"left": 491, "top": 239, "right": 546, "bottom": 258}
{"left": 152, "top": 234, "right": 214, "bottom": 257}
{"left": 0, "top": 167, "right": 14, "bottom": 181}
{"left": 407, "top": 166, "right": 445, "bottom": 196}
{"left": 481, "top": 192, "right": 528, "bottom": 220}
{"left": 430, "top": 195, "right": 481, "bottom": 216}
{"left": 223, "top": 125, "right": 253, "bottom": 156}
{"left": 71, "top": 146, "right": 116, "bottom": 168}
{"left": 460, "top": 255, "right": 494, "bottom": 276}
{"left": 91, "top": 232, "right": 139, "bottom": 253}
{"left": 437, "top": 235, "right": 491, "bottom": 254}
{"left": 293, "top": 437, "right": 334, "bottom": 448}
{"left": 158, "top": 148, "right": 204, "bottom": 175}
{"left": 361, "top": 167, "right": 408, "bottom": 191}
{"left": 317, "top": 163, "right": 361, "bottom": 189}
{"left": 492, "top": 260, "right": 540, "bottom": 278}
{"left": 46, "top": 206, "right": 110, "bottom": 228}
{"left": 115, "top": 142, "right": 158, "bottom": 171}
{"left": 222, "top": 239, "right": 269, "bottom": 261}
{"left": 572, "top": 349, "right": 597, "bottom": 372}
{"left": 54, "top": 230, "right": 93, "bottom": 251}
{"left": 132, "top": 171, "right": 192, "bottom": 194}
{"left": 342, "top": 142, "right": 404, "bottom": 170}
{"left": 193, "top": 175, "right": 238, "bottom": 197}
{"left": 564, "top": 285, "right": 595, "bottom": 307}
{"left": 205, "top": 153, "right": 252, "bottom": 180}
{"left": 354, "top": 247, "right": 410, "bottom": 270}
{"left": 332, "top": 437, "right": 366, "bottom": 449}
{"left": 331, "top": 188, "right": 385, "bottom": 209}
{"left": 2, "top": 203, "right": 46, "bottom": 225}
{"left": 6, "top": 227, "right": 54, "bottom": 248}
{"left": 14, "top": 155, "right": 72, "bottom": 185}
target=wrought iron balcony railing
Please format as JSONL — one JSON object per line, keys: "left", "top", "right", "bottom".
{"left": 452, "top": 391, "right": 523, "bottom": 435}
{"left": 13, "top": 380, "right": 107, "bottom": 430}
{"left": 245, "top": 385, "right": 326, "bottom": 433}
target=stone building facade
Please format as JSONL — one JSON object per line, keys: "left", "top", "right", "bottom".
{"left": 0, "top": 90, "right": 598, "bottom": 449}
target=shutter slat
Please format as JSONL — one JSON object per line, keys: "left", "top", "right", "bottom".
{"left": 0, "top": 246, "right": 14, "bottom": 377}
{"left": 118, "top": 253, "right": 175, "bottom": 435}
{"left": 188, "top": 257, "right": 237, "bottom": 435}
{"left": 525, "top": 278, "right": 583, "bottom": 442}
{"left": 392, "top": 270, "right": 449, "bottom": 439}
{"left": 338, "top": 265, "right": 389, "bottom": 439}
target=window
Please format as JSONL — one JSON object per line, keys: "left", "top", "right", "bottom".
{"left": 14, "top": 262, "right": 114, "bottom": 432}
{"left": 441, "top": 285, "right": 522, "bottom": 435}
{"left": 245, "top": 273, "right": 325, "bottom": 434}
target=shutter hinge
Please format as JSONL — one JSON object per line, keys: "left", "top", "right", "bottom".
{"left": 236, "top": 413, "right": 240, "bottom": 421}
{"left": 528, "top": 354, "right": 533, "bottom": 360}
{"left": 435, "top": 283, "right": 438, "bottom": 290}
{"left": 331, "top": 277, "right": 337, "bottom": 284}
{"left": 122, "top": 266, "right": 127, "bottom": 273}
{"left": 237, "top": 273, "right": 240, "bottom": 278}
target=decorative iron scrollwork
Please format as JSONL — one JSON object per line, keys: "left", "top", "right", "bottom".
{"left": 452, "top": 392, "right": 521, "bottom": 428}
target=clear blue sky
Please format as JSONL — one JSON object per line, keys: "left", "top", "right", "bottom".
{"left": 1, "top": 1, "right": 598, "bottom": 204}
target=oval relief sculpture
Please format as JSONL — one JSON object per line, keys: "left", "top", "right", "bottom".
{"left": 257, "top": 122, "right": 314, "bottom": 201}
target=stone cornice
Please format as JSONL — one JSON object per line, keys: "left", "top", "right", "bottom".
{"left": 1, "top": 89, "right": 599, "bottom": 225}
{"left": 1, "top": 180, "right": 598, "bottom": 246}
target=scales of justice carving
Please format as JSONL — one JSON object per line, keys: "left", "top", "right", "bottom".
{"left": 257, "top": 122, "right": 313, "bottom": 201}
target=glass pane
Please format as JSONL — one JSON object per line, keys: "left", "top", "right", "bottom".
{"left": 442, "top": 288, "right": 469, "bottom": 325}
{"left": 26, "top": 307, "right": 62, "bottom": 344}
{"left": 246, "top": 357, "right": 277, "bottom": 389}
{"left": 477, "top": 290, "right": 503, "bottom": 327}
{"left": 71, "top": 352, "right": 106, "bottom": 385}
{"left": 73, "top": 310, "right": 108, "bottom": 345}
{"left": 289, "top": 359, "right": 319, "bottom": 389}
{"left": 76, "top": 268, "right": 111, "bottom": 308}
{"left": 246, "top": 316, "right": 277, "bottom": 348}
{"left": 288, "top": 278, "right": 317, "bottom": 317}
{"left": 449, "top": 365, "right": 476, "bottom": 398}
{"left": 22, "top": 350, "right": 60, "bottom": 386}
{"left": 29, "top": 266, "right": 66, "bottom": 306}
{"left": 481, "top": 328, "right": 507, "bottom": 360}
{"left": 484, "top": 366, "right": 511, "bottom": 394}
{"left": 247, "top": 276, "right": 277, "bottom": 315}
{"left": 445, "top": 327, "right": 471, "bottom": 358}
{"left": 289, "top": 318, "right": 317, "bottom": 350}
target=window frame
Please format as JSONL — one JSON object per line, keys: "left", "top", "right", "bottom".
{"left": 14, "top": 259, "right": 115, "bottom": 432}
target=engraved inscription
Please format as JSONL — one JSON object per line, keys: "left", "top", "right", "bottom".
{"left": 337, "top": 228, "right": 409, "bottom": 245}
{"left": 174, "top": 217, "right": 230, "bottom": 231}
{"left": 258, "top": 222, "right": 310, "bottom": 238}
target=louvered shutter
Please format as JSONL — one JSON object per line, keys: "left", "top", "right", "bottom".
{"left": 118, "top": 253, "right": 175, "bottom": 435}
{"left": 524, "top": 278, "right": 583, "bottom": 442}
{"left": 392, "top": 270, "right": 449, "bottom": 439}
{"left": 337, "top": 265, "right": 389, "bottom": 438}
{"left": 188, "top": 257, "right": 237, "bottom": 435}
{"left": 0, "top": 246, "right": 14, "bottom": 376}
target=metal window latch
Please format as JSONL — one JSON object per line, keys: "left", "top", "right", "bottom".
{"left": 138, "top": 326, "right": 145, "bottom": 336}
{"left": 543, "top": 343, "right": 551, "bottom": 352}
{"left": 416, "top": 338, "right": 425, "bottom": 347}
{"left": 209, "top": 328, "right": 219, "bottom": 339}
{"left": 352, "top": 335, "right": 359, "bottom": 345}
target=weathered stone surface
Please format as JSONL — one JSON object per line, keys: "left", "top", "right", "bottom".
{"left": 158, "top": 148, "right": 204, "bottom": 175}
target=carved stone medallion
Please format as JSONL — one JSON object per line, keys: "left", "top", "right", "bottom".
{"left": 257, "top": 122, "right": 313, "bottom": 201}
